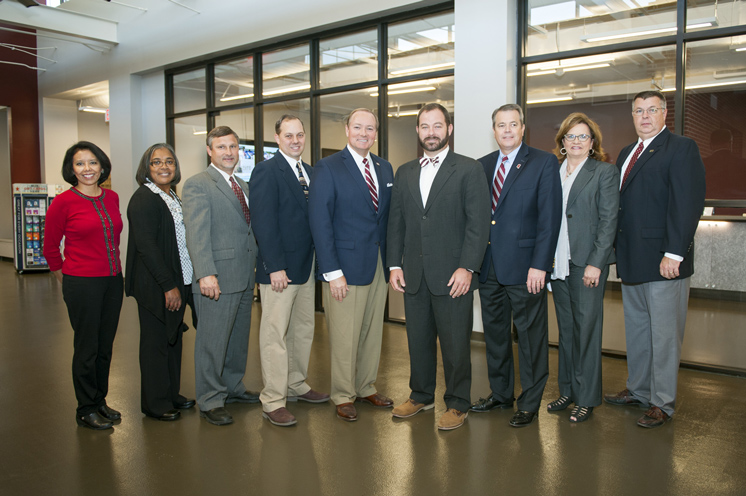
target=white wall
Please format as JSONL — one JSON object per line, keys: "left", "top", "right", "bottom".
{"left": 455, "top": 0, "right": 517, "bottom": 158}
{"left": 41, "top": 98, "right": 78, "bottom": 186}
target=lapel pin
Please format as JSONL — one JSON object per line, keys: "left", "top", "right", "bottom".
{"left": 649, "top": 149, "right": 655, "bottom": 153}
{"left": 516, "top": 163, "right": 521, "bottom": 169}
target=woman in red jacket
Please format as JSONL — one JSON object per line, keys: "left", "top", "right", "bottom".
{"left": 43, "top": 141, "right": 123, "bottom": 430}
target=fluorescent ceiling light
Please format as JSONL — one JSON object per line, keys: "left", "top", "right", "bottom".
{"left": 220, "top": 93, "right": 254, "bottom": 102}
{"left": 529, "top": 55, "right": 615, "bottom": 71}
{"left": 527, "top": 97, "right": 573, "bottom": 104}
{"left": 582, "top": 18, "right": 717, "bottom": 43}
{"left": 219, "top": 83, "right": 311, "bottom": 101}
{"left": 193, "top": 130, "right": 207, "bottom": 135}
{"left": 79, "top": 107, "right": 107, "bottom": 114}
{"left": 370, "top": 86, "right": 436, "bottom": 97}
{"left": 388, "top": 110, "right": 421, "bottom": 117}
{"left": 686, "top": 79, "right": 746, "bottom": 90}
{"left": 735, "top": 47, "right": 746, "bottom": 52}
{"left": 390, "top": 62, "right": 454, "bottom": 76}
{"left": 527, "top": 63, "right": 610, "bottom": 76}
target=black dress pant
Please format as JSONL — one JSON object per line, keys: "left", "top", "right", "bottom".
{"left": 404, "top": 272, "right": 473, "bottom": 412}
{"left": 479, "top": 265, "right": 549, "bottom": 412}
{"left": 138, "top": 287, "right": 192, "bottom": 416}
{"left": 62, "top": 274, "right": 123, "bottom": 416}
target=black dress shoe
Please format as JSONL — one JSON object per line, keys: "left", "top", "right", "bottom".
{"left": 225, "top": 390, "right": 260, "bottom": 404}
{"left": 174, "top": 398, "right": 196, "bottom": 410}
{"left": 146, "top": 409, "right": 181, "bottom": 421}
{"left": 509, "top": 410, "right": 537, "bottom": 427}
{"left": 470, "top": 395, "right": 515, "bottom": 412}
{"left": 199, "top": 407, "right": 233, "bottom": 425}
{"left": 98, "top": 404, "right": 121, "bottom": 421}
{"left": 76, "top": 411, "right": 113, "bottom": 430}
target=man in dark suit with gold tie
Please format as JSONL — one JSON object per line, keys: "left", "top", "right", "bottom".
{"left": 250, "top": 115, "right": 329, "bottom": 427}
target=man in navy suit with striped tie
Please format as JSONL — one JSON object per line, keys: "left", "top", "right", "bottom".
{"left": 472, "top": 104, "right": 562, "bottom": 427}
{"left": 308, "top": 108, "right": 395, "bottom": 422}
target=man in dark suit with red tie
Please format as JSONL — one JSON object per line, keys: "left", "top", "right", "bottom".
{"left": 308, "top": 108, "right": 394, "bottom": 422}
{"left": 604, "top": 90, "right": 705, "bottom": 428}
{"left": 472, "top": 104, "right": 562, "bottom": 427}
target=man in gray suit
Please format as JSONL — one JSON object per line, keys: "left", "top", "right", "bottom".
{"left": 183, "top": 126, "right": 259, "bottom": 426}
{"left": 388, "top": 103, "right": 490, "bottom": 431}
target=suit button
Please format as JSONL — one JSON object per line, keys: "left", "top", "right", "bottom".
{"left": 491, "top": 220, "right": 496, "bottom": 225}
{"left": 375, "top": 241, "right": 379, "bottom": 246}
{"left": 422, "top": 215, "right": 427, "bottom": 220}
{"left": 567, "top": 214, "right": 572, "bottom": 218}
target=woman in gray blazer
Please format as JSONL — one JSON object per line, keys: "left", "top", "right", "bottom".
{"left": 547, "top": 113, "right": 619, "bottom": 423}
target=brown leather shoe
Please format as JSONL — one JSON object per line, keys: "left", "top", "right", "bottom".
{"left": 437, "top": 408, "right": 468, "bottom": 431}
{"left": 637, "top": 406, "right": 671, "bottom": 428}
{"left": 288, "top": 389, "right": 330, "bottom": 404}
{"left": 336, "top": 402, "right": 358, "bottom": 421}
{"left": 392, "top": 399, "right": 434, "bottom": 418}
{"left": 603, "top": 388, "right": 643, "bottom": 406}
{"left": 356, "top": 393, "right": 393, "bottom": 408}
{"left": 262, "top": 407, "right": 297, "bottom": 427}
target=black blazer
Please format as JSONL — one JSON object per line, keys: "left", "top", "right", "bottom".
{"left": 249, "top": 153, "right": 314, "bottom": 285}
{"left": 125, "top": 185, "right": 188, "bottom": 340}
{"left": 479, "top": 144, "right": 562, "bottom": 286}
{"left": 615, "top": 128, "right": 706, "bottom": 283}
{"left": 387, "top": 150, "right": 490, "bottom": 295}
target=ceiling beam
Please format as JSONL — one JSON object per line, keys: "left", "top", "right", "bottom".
{"left": 0, "top": 1, "right": 118, "bottom": 45}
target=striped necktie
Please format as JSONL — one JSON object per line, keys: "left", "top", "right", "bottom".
{"left": 296, "top": 162, "right": 309, "bottom": 200}
{"left": 363, "top": 157, "right": 378, "bottom": 212}
{"left": 491, "top": 156, "right": 508, "bottom": 214}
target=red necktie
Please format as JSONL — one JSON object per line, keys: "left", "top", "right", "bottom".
{"left": 491, "top": 156, "right": 508, "bottom": 214}
{"left": 363, "top": 158, "right": 378, "bottom": 212}
{"left": 621, "top": 142, "right": 644, "bottom": 189}
{"left": 230, "top": 176, "right": 251, "bottom": 226}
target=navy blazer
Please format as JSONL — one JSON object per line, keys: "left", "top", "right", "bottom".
{"left": 479, "top": 144, "right": 562, "bottom": 286}
{"left": 249, "top": 153, "right": 314, "bottom": 285}
{"left": 308, "top": 147, "right": 393, "bottom": 285}
{"left": 615, "top": 128, "right": 705, "bottom": 283}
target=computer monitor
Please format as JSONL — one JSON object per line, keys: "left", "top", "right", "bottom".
{"left": 235, "top": 141, "right": 279, "bottom": 182}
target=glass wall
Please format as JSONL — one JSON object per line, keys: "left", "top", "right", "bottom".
{"left": 167, "top": 6, "right": 455, "bottom": 180}
{"left": 521, "top": 0, "right": 746, "bottom": 216}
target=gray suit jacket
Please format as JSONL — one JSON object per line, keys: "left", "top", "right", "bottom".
{"left": 387, "top": 150, "right": 490, "bottom": 296}
{"left": 565, "top": 157, "right": 619, "bottom": 268}
{"left": 182, "top": 165, "right": 257, "bottom": 294}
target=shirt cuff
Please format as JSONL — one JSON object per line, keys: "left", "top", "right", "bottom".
{"left": 323, "top": 269, "right": 344, "bottom": 281}
{"left": 664, "top": 253, "right": 684, "bottom": 262}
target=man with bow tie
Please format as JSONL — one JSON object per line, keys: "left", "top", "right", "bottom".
{"left": 472, "top": 104, "right": 562, "bottom": 428}
{"left": 308, "top": 108, "right": 395, "bottom": 422}
{"left": 387, "top": 103, "right": 489, "bottom": 431}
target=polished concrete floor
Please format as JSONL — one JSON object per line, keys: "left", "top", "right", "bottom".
{"left": 2, "top": 259, "right": 745, "bottom": 495}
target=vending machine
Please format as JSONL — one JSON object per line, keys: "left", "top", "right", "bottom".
{"left": 12, "top": 183, "right": 67, "bottom": 273}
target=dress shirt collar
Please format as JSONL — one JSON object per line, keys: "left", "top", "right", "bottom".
{"left": 210, "top": 163, "right": 236, "bottom": 185}
{"left": 636, "top": 125, "right": 667, "bottom": 150}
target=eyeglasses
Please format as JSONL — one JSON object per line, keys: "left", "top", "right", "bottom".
{"left": 150, "top": 159, "right": 175, "bottom": 168}
{"left": 563, "top": 134, "right": 591, "bottom": 142}
{"left": 632, "top": 107, "right": 664, "bottom": 116}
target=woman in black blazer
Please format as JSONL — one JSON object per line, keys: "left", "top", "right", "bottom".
{"left": 547, "top": 113, "right": 619, "bottom": 423}
{"left": 125, "top": 143, "right": 196, "bottom": 421}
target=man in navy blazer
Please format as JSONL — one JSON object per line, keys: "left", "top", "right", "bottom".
{"left": 308, "top": 108, "right": 394, "bottom": 422}
{"left": 473, "top": 104, "right": 562, "bottom": 427}
{"left": 604, "top": 91, "right": 705, "bottom": 428}
{"left": 249, "top": 115, "right": 330, "bottom": 427}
